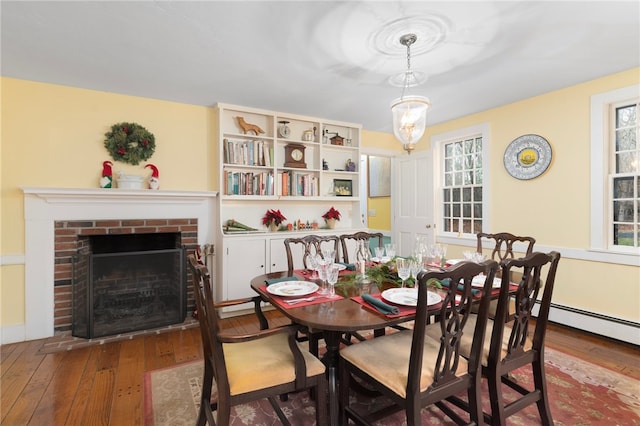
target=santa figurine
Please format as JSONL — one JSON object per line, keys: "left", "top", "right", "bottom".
{"left": 145, "top": 163, "right": 160, "bottom": 190}
{"left": 100, "top": 161, "right": 113, "bottom": 188}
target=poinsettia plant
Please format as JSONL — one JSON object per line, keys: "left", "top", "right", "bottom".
{"left": 262, "top": 209, "right": 287, "bottom": 226}
{"left": 322, "top": 207, "right": 341, "bottom": 221}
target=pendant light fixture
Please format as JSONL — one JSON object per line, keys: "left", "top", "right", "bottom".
{"left": 390, "top": 33, "right": 431, "bottom": 154}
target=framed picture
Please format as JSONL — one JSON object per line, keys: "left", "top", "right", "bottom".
{"left": 334, "top": 179, "right": 352, "bottom": 196}
{"left": 368, "top": 156, "right": 391, "bottom": 197}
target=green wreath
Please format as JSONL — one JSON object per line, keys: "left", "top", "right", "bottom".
{"left": 104, "top": 122, "right": 156, "bottom": 165}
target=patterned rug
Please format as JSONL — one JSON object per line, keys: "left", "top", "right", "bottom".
{"left": 144, "top": 346, "right": 640, "bottom": 425}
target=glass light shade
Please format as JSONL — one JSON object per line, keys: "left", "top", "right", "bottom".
{"left": 391, "top": 95, "right": 431, "bottom": 153}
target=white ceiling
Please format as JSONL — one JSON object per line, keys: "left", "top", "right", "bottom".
{"left": 2, "top": 1, "right": 639, "bottom": 132}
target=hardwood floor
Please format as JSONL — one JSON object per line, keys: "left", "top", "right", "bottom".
{"left": 1, "top": 313, "right": 637, "bottom": 425}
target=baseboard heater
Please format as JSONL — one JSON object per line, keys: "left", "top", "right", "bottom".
{"left": 534, "top": 301, "right": 640, "bottom": 346}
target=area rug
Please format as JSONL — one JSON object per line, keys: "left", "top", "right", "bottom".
{"left": 144, "top": 346, "right": 640, "bottom": 425}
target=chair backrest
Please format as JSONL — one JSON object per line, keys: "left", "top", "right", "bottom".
{"left": 476, "top": 232, "right": 536, "bottom": 261}
{"left": 412, "top": 259, "right": 499, "bottom": 391}
{"left": 283, "top": 235, "right": 340, "bottom": 271}
{"left": 339, "top": 231, "right": 384, "bottom": 263}
{"left": 489, "top": 251, "right": 561, "bottom": 364}
{"left": 187, "top": 255, "right": 230, "bottom": 393}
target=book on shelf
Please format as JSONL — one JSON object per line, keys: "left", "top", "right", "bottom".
{"left": 223, "top": 138, "right": 272, "bottom": 167}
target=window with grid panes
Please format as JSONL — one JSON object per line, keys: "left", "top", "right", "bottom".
{"left": 443, "top": 136, "right": 483, "bottom": 235}
{"left": 611, "top": 101, "right": 639, "bottom": 249}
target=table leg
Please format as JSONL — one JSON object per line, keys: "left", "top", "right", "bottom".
{"left": 322, "top": 331, "right": 342, "bottom": 426}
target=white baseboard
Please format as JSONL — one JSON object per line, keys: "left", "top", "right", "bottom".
{"left": 1, "top": 324, "right": 26, "bottom": 345}
{"left": 535, "top": 302, "right": 640, "bottom": 346}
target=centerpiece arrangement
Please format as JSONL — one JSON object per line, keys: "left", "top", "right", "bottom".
{"left": 262, "top": 209, "right": 287, "bottom": 232}
{"left": 322, "top": 207, "right": 341, "bottom": 229}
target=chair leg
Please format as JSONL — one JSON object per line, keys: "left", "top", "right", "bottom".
{"left": 532, "top": 358, "right": 553, "bottom": 426}
{"left": 467, "top": 376, "right": 484, "bottom": 425}
{"left": 198, "top": 363, "right": 214, "bottom": 426}
{"left": 488, "top": 369, "right": 506, "bottom": 426}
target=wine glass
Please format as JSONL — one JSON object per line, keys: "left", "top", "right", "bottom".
{"left": 409, "top": 259, "right": 422, "bottom": 286}
{"left": 326, "top": 264, "right": 340, "bottom": 298}
{"left": 396, "top": 258, "right": 411, "bottom": 288}
{"left": 385, "top": 243, "right": 397, "bottom": 259}
{"left": 307, "top": 253, "right": 319, "bottom": 279}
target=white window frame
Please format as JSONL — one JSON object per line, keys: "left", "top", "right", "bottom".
{"left": 432, "top": 123, "right": 490, "bottom": 244}
{"left": 590, "top": 84, "right": 640, "bottom": 256}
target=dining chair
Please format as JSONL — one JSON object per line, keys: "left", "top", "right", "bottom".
{"left": 283, "top": 234, "right": 353, "bottom": 355}
{"left": 476, "top": 232, "right": 536, "bottom": 320}
{"left": 339, "top": 231, "right": 384, "bottom": 263}
{"left": 187, "top": 255, "right": 328, "bottom": 426}
{"left": 283, "top": 234, "right": 340, "bottom": 272}
{"left": 453, "top": 251, "right": 561, "bottom": 426}
{"left": 339, "top": 259, "right": 500, "bottom": 426}
{"left": 476, "top": 232, "right": 536, "bottom": 262}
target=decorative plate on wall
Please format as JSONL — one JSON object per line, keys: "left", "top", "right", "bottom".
{"left": 503, "top": 134, "right": 552, "bottom": 180}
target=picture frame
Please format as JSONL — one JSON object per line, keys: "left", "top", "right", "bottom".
{"left": 368, "top": 156, "right": 391, "bottom": 197}
{"left": 333, "top": 179, "right": 352, "bottom": 196}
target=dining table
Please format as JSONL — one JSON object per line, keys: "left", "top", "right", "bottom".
{"left": 251, "top": 269, "right": 424, "bottom": 425}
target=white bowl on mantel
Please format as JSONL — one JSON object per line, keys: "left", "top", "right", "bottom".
{"left": 116, "top": 173, "right": 145, "bottom": 189}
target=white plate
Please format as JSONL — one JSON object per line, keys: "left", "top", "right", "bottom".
{"left": 371, "top": 256, "right": 391, "bottom": 263}
{"left": 267, "top": 281, "right": 319, "bottom": 297}
{"left": 446, "top": 259, "right": 465, "bottom": 265}
{"left": 380, "top": 288, "right": 441, "bottom": 307}
{"left": 335, "top": 263, "right": 347, "bottom": 271}
{"left": 471, "top": 275, "right": 502, "bottom": 288}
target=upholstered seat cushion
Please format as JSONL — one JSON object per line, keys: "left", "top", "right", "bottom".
{"left": 224, "top": 333, "right": 326, "bottom": 395}
{"left": 426, "top": 315, "right": 533, "bottom": 365}
{"left": 339, "top": 330, "right": 468, "bottom": 398}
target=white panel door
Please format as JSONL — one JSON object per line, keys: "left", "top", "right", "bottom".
{"left": 223, "top": 238, "right": 266, "bottom": 309}
{"left": 392, "top": 150, "right": 435, "bottom": 257}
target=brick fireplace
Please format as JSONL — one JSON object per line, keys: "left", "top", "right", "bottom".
{"left": 54, "top": 219, "right": 196, "bottom": 335}
{"left": 20, "top": 187, "right": 218, "bottom": 342}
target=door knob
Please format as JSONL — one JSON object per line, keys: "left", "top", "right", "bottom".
{"left": 425, "top": 224, "right": 431, "bottom": 229}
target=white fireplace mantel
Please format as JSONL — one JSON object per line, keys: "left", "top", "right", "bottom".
{"left": 21, "top": 187, "right": 218, "bottom": 342}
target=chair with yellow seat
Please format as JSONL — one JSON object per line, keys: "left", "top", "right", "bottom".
{"left": 339, "top": 259, "right": 499, "bottom": 425}
{"left": 187, "top": 255, "right": 328, "bottom": 426}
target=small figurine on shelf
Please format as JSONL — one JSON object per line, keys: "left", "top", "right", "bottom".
{"left": 322, "top": 158, "right": 329, "bottom": 170}
{"left": 145, "top": 164, "right": 160, "bottom": 190}
{"left": 100, "top": 161, "right": 113, "bottom": 188}
{"left": 346, "top": 159, "right": 356, "bottom": 172}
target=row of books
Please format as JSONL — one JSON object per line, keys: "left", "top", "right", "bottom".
{"left": 223, "top": 138, "right": 273, "bottom": 167}
{"left": 278, "top": 171, "right": 319, "bottom": 197}
{"left": 224, "top": 171, "right": 274, "bottom": 196}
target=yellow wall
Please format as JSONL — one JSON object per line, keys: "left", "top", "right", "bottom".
{"left": 414, "top": 68, "right": 640, "bottom": 322}
{"left": 361, "top": 130, "right": 399, "bottom": 231}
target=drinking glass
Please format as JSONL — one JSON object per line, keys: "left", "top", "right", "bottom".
{"left": 374, "top": 246, "right": 385, "bottom": 261}
{"left": 409, "top": 259, "right": 422, "bottom": 285}
{"left": 396, "top": 258, "right": 411, "bottom": 288}
{"left": 307, "top": 253, "right": 319, "bottom": 279}
{"left": 316, "top": 256, "right": 332, "bottom": 295}
{"left": 326, "top": 264, "right": 340, "bottom": 298}
{"left": 385, "top": 243, "right": 397, "bottom": 259}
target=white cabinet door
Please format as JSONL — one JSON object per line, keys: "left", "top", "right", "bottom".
{"left": 269, "top": 238, "right": 289, "bottom": 272}
{"left": 224, "top": 238, "right": 266, "bottom": 303}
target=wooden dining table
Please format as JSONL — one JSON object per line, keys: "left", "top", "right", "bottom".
{"left": 250, "top": 270, "right": 420, "bottom": 425}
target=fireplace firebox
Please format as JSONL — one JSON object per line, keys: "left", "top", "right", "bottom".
{"left": 73, "top": 232, "right": 186, "bottom": 338}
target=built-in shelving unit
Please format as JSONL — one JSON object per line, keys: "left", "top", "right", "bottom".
{"left": 213, "top": 103, "right": 364, "bottom": 314}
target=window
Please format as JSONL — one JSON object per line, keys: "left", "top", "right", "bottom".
{"left": 591, "top": 84, "right": 640, "bottom": 255}
{"left": 611, "top": 102, "right": 639, "bottom": 248}
{"left": 442, "top": 135, "right": 484, "bottom": 235}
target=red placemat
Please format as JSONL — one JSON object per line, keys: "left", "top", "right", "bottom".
{"left": 260, "top": 285, "right": 343, "bottom": 309}
{"left": 351, "top": 294, "right": 422, "bottom": 318}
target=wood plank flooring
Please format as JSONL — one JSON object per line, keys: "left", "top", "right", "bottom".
{"left": 1, "top": 312, "right": 637, "bottom": 425}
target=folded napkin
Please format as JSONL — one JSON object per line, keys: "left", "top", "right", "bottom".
{"left": 362, "top": 293, "right": 399, "bottom": 315}
{"left": 337, "top": 262, "right": 356, "bottom": 271}
{"left": 265, "top": 276, "right": 299, "bottom": 286}
{"left": 440, "top": 278, "right": 481, "bottom": 297}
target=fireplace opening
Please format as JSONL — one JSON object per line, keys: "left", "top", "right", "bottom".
{"left": 73, "top": 232, "right": 187, "bottom": 338}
